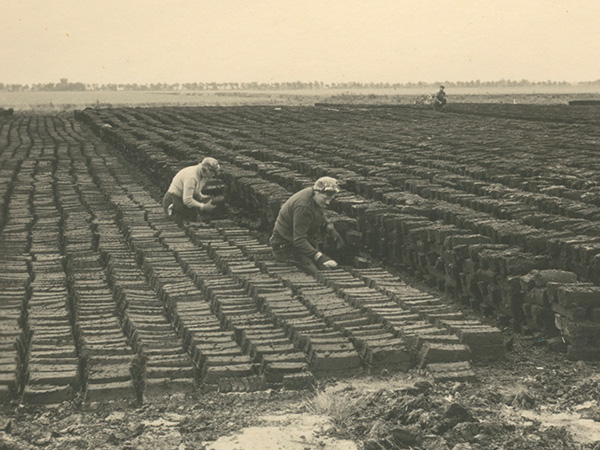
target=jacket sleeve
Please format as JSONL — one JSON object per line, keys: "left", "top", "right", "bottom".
{"left": 292, "top": 205, "right": 319, "bottom": 259}
{"left": 182, "top": 178, "right": 207, "bottom": 209}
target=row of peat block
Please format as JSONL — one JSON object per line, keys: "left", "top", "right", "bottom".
{"left": 233, "top": 159, "right": 600, "bottom": 361}
{"left": 202, "top": 220, "right": 498, "bottom": 380}
{"left": 0, "top": 117, "right": 305, "bottom": 404}
{"left": 85, "top": 119, "right": 497, "bottom": 386}
{"left": 75, "top": 107, "right": 600, "bottom": 361}
{"left": 222, "top": 163, "right": 600, "bottom": 361}
{"left": 1, "top": 114, "right": 500, "bottom": 405}
{"left": 71, "top": 110, "right": 506, "bottom": 381}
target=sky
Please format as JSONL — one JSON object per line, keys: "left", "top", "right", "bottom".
{"left": 1, "top": 0, "right": 599, "bottom": 85}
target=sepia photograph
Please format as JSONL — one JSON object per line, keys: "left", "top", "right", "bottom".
{"left": 1, "top": 1, "right": 600, "bottom": 449}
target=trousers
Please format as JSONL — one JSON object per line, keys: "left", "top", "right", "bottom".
{"left": 270, "top": 241, "right": 321, "bottom": 275}
{"left": 162, "top": 192, "right": 199, "bottom": 222}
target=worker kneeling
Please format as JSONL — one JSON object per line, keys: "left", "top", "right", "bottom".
{"left": 270, "top": 176, "right": 344, "bottom": 275}
{"left": 162, "top": 157, "right": 222, "bottom": 223}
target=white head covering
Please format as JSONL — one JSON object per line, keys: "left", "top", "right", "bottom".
{"left": 313, "top": 176, "right": 340, "bottom": 193}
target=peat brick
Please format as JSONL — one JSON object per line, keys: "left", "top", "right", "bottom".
{"left": 217, "top": 375, "right": 266, "bottom": 393}
{"left": 22, "top": 384, "right": 74, "bottom": 405}
{"left": 555, "top": 316, "right": 600, "bottom": 347}
{"left": 202, "top": 364, "right": 256, "bottom": 384}
{"left": 85, "top": 380, "right": 135, "bottom": 402}
{"left": 425, "top": 361, "right": 476, "bottom": 382}
{"left": 264, "top": 362, "right": 308, "bottom": 382}
{"left": 557, "top": 284, "right": 600, "bottom": 309}
{"left": 531, "top": 270, "right": 578, "bottom": 287}
{"left": 282, "top": 372, "right": 315, "bottom": 390}
{"left": 419, "top": 343, "right": 471, "bottom": 366}
{"left": 310, "top": 350, "right": 362, "bottom": 372}
{"left": 551, "top": 303, "right": 588, "bottom": 321}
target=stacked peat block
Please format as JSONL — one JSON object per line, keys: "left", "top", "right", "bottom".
{"left": 74, "top": 107, "right": 600, "bottom": 364}
{"left": 553, "top": 284, "right": 600, "bottom": 360}
{"left": 151, "top": 233, "right": 251, "bottom": 390}
{"left": 215, "top": 127, "right": 600, "bottom": 357}
{"left": 352, "top": 267, "right": 505, "bottom": 364}
{"left": 178, "top": 225, "right": 310, "bottom": 389}
{"left": 58, "top": 191, "right": 136, "bottom": 401}
{"left": 22, "top": 169, "right": 81, "bottom": 404}
{"left": 96, "top": 208, "right": 197, "bottom": 397}
{"left": 92, "top": 201, "right": 194, "bottom": 400}
{"left": 0, "top": 285, "right": 27, "bottom": 403}
{"left": 519, "top": 269, "right": 600, "bottom": 360}
{"left": 519, "top": 270, "right": 577, "bottom": 335}
{"left": 298, "top": 272, "right": 411, "bottom": 375}
{"left": 223, "top": 166, "right": 290, "bottom": 225}
{"left": 442, "top": 236, "right": 550, "bottom": 327}
{"left": 71, "top": 284, "right": 135, "bottom": 402}
{"left": 26, "top": 255, "right": 80, "bottom": 404}
{"left": 99, "top": 242, "right": 151, "bottom": 402}
{"left": 215, "top": 223, "right": 414, "bottom": 376}
{"left": 0, "top": 164, "right": 16, "bottom": 227}
{"left": 203, "top": 233, "right": 327, "bottom": 383}
{"left": 549, "top": 234, "right": 600, "bottom": 285}
{"left": 0, "top": 177, "right": 32, "bottom": 403}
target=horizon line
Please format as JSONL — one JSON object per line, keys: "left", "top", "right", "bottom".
{"left": 2, "top": 79, "right": 599, "bottom": 87}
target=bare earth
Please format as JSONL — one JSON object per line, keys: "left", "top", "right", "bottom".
{"left": 2, "top": 313, "right": 600, "bottom": 450}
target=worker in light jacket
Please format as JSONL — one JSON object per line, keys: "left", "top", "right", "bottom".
{"left": 162, "top": 157, "right": 222, "bottom": 222}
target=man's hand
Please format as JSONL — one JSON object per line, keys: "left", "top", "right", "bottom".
{"left": 201, "top": 200, "right": 217, "bottom": 212}
{"left": 314, "top": 251, "right": 338, "bottom": 269}
{"left": 322, "top": 259, "right": 338, "bottom": 269}
{"left": 211, "top": 195, "right": 226, "bottom": 204}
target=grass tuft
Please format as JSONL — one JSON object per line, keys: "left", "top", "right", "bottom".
{"left": 304, "top": 390, "right": 365, "bottom": 428}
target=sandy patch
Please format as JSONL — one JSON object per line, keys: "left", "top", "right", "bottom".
{"left": 521, "top": 410, "right": 600, "bottom": 444}
{"left": 204, "top": 413, "right": 357, "bottom": 450}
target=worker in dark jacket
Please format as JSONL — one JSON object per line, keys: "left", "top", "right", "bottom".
{"left": 270, "top": 176, "right": 344, "bottom": 274}
{"left": 434, "top": 85, "right": 447, "bottom": 111}
{"left": 162, "top": 157, "right": 222, "bottom": 222}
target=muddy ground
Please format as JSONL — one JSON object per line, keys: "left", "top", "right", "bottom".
{"left": 2, "top": 308, "right": 600, "bottom": 450}
{"left": 2, "top": 104, "right": 600, "bottom": 449}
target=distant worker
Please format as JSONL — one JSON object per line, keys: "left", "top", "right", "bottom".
{"left": 162, "top": 157, "right": 223, "bottom": 222}
{"left": 270, "top": 177, "right": 345, "bottom": 275}
{"left": 434, "top": 85, "right": 447, "bottom": 111}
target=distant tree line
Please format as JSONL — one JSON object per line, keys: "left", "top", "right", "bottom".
{"left": 1, "top": 78, "right": 598, "bottom": 92}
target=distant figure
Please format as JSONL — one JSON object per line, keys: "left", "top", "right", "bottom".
{"left": 434, "top": 85, "right": 447, "bottom": 111}
{"left": 162, "top": 157, "right": 223, "bottom": 222}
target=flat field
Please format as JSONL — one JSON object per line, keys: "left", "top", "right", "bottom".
{"left": 2, "top": 85, "right": 600, "bottom": 111}
{"left": 1, "top": 103, "right": 600, "bottom": 449}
